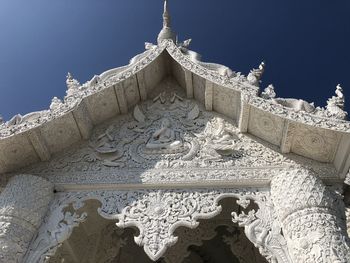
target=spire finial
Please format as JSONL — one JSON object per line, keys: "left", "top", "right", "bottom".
{"left": 163, "top": 0, "right": 170, "bottom": 28}
{"left": 157, "top": 0, "right": 176, "bottom": 44}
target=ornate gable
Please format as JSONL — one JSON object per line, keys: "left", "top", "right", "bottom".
{"left": 21, "top": 78, "right": 337, "bottom": 189}
{"left": 0, "top": 39, "right": 349, "bottom": 177}
{"left": 1, "top": 2, "right": 349, "bottom": 263}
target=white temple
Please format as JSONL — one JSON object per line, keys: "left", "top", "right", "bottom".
{"left": 1, "top": 1, "right": 350, "bottom": 262}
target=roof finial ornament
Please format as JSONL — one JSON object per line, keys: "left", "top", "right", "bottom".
{"left": 325, "top": 84, "right": 347, "bottom": 120}
{"left": 157, "top": 0, "right": 176, "bottom": 44}
{"left": 163, "top": 0, "right": 170, "bottom": 28}
{"left": 247, "top": 61, "right": 265, "bottom": 86}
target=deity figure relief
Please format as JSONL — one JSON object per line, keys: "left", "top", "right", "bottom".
{"left": 198, "top": 118, "right": 240, "bottom": 161}
{"left": 146, "top": 118, "right": 182, "bottom": 150}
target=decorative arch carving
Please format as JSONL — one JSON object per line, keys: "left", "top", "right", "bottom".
{"left": 24, "top": 188, "right": 291, "bottom": 262}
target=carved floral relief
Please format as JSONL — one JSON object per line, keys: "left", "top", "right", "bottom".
{"left": 19, "top": 86, "right": 337, "bottom": 186}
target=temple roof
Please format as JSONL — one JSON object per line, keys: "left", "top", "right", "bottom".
{"left": 0, "top": 1, "right": 349, "bottom": 178}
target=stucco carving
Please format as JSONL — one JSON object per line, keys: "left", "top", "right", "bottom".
{"left": 290, "top": 126, "right": 340, "bottom": 162}
{"left": 49, "top": 97, "right": 63, "bottom": 111}
{"left": 65, "top": 72, "right": 81, "bottom": 97}
{"left": 23, "top": 94, "right": 337, "bottom": 186}
{"left": 180, "top": 47, "right": 236, "bottom": 79}
{"left": 24, "top": 197, "right": 87, "bottom": 263}
{"left": 165, "top": 40, "right": 257, "bottom": 95}
{"left": 0, "top": 41, "right": 165, "bottom": 139}
{"left": 261, "top": 84, "right": 276, "bottom": 100}
{"left": 247, "top": 62, "right": 265, "bottom": 86}
{"left": 0, "top": 36, "right": 348, "bottom": 143}
{"left": 259, "top": 82, "right": 347, "bottom": 124}
{"left": 346, "top": 207, "right": 350, "bottom": 237}
{"left": 25, "top": 188, "right": 280, "bottom": 262}
{"left": 272, "top": 98, "right": 316, "bottom": 113}
{"left": 326, "top": 84, "right": 347, "bottom": 120}
{"left": 271, "top": 169, "right": 350, "bottom": 262}
{"left": 0, "top": 175, "right": 53, "bottom": 263}
{"left": 157, "top": 0, "right": 176, "bottom": 44}
{"left": 249, "top": 95, "right": 350, "bottom": 131}
{"left": 283, "top": 208, "right": 349, "bottom": 263}
{"left": 0, "top": 2, "right": 349, "bottom": 262}
{"left": 232, "top": 201, "right": 291, "bottom": 263}
{"left": 248, "top": 107, "right": 284, "bottom": 146}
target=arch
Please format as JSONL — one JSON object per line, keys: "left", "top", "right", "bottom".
{"left": 24, "top": 188, "right": 291, "bottom": 262}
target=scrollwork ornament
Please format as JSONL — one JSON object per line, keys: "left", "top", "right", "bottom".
{"left": 24, "top": 197, "right": 87, "bottom": 263}
{"left": 0, "top": 175, "right": 53, "bottom": 263}
{"left": 24, "top": 92, "right": 338, "bottom": 188}
{"left": 249, "top": 96, "right": 350, "bottom": 132}
{"left": 282, "top": 208, "right": 350, "bottom": 263}
{"left": 271, "top": 169, "right": 350, "bottom": 263}
{"left": 232, "top": 199, "right": 292, "bottom": 263}
{"left": 26, "top": 188, "right": 272, "bottom": 262}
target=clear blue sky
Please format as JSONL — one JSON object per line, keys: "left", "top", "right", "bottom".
{"left": 0, "top": 0, "right": 349, "bottom": 120}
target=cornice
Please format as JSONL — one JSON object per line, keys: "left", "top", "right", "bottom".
{"left": 248, "top": 96, "right": 350, "bottom": 133}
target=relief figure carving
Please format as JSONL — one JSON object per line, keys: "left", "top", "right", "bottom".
{"left": 146, "top": 118, "right": 182, "bottom": 150}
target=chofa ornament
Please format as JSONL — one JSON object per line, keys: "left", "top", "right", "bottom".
{"left": 260, "top": 83, "right": 347, "bottom": 120}
{"left": 247, "top": 62, "right": 265, "bottom": 86}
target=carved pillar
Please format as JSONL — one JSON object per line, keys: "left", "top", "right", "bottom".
{"left": 346, "top": 207, "right": 350, "bottom": 238}
{"left": 344, "top": 185, "right": 350, "bottom": 237}
{"left": 271, "top": 169, "right": 350, "bottom": 263}
{"left": 0, "top": 174, "right": 54, "bottom": 263}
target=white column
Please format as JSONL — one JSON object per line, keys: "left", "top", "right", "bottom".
{"left": 0, "top": 175, "right": 53, "bottom": 263}
{"left": 344, "top": 186, "right": 350, "bottom": 237}
{"left": 271, "top": 169, "right": 350, "bottom": 263}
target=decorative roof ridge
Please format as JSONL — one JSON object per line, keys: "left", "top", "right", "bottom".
{"left": 248, "top": 95, "right": 350, "bottom": 132}
{"left": 0, "top": 43, "right": 166, "bottom": 139}
{"left": 164, "top": 40, "right": 259, "bottom": 95}
{"left": 0, "top": 40, "right": 348, "bottom": 139}
{"left": 0, "top": 39, "right": 259, "bottom": 138}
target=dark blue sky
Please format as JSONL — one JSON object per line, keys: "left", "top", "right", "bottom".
{"left": 0, "top": 0, "right": 349, "bottom": 120}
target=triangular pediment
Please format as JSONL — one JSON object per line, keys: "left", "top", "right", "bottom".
{"left": 20, "top": 78, "right": 337, "bottom": 189}
{"left": 0, "top": 41, "right": 349, "bottom": 178}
